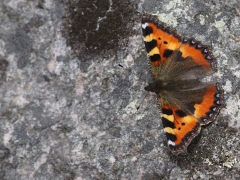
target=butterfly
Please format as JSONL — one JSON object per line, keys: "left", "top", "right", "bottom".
{"left": 141, "top": 13, "right": 224, "bottom": 154}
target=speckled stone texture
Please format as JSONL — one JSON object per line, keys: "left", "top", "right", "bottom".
{"left": 0, "top": 0, "right": 240, "bottom": 179}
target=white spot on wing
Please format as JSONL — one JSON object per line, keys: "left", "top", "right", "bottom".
{"left": 168, "top": 140, "right": 175, "bottom": 146}
{"left": 142, "top": 22, "right": 148, "bottom": 29}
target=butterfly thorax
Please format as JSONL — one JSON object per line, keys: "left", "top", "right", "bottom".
{"left": 145, "top": 79, "right": 201, "bottom": 95}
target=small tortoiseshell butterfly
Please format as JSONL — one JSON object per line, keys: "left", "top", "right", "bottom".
{"left": 142, "top": 13, "right": 224, "bottom": 155}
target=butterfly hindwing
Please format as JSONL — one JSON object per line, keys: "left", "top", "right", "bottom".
{"left": 159, "top": 83, "right": 223, "bottom": 154}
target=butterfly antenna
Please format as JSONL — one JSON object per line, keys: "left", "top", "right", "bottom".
{"left": 135, "top": 89, "right": 149, "bottom": 110}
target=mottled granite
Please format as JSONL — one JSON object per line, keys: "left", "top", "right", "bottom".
{"left": 0, "top": 0, "right": 239, "bottom": 179}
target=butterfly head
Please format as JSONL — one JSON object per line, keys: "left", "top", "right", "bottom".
{"left": 144, "top": 80, "right": 164, "bottom": 94}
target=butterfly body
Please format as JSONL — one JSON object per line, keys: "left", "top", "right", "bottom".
{"left": 142, "top": 14, "right": 224, "bottom": 154}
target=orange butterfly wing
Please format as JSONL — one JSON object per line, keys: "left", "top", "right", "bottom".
{"left": 161, "top": 84, "right": 223, "bottom": 154}
{"left": 142, "top": 14, "right": 216, "bottom": 70}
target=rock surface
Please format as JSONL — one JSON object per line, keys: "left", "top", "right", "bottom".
{"left": 0, "top": 0, "right": 240, "bottom": 179}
